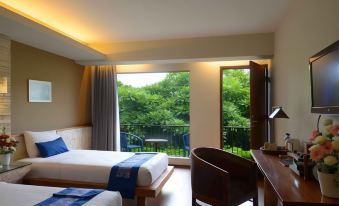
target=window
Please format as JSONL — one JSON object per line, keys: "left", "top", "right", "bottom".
{"left": 117, "top": 72, "right": 190, "bottom": 157}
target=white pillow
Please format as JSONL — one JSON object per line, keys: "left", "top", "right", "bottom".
{"left": 24, "top": 130, "right": 58, "bottom": 158}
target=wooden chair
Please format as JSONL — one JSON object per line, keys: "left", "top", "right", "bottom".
{"left": 191, "top": 147, "right": 258, "bottom": 206}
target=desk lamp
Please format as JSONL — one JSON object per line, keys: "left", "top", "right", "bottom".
{"left": 269, "top": 106, "right": 289, "bottom": 142}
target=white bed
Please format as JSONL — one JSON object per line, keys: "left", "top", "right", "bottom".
{"left": 0, "top": 182, "right": 122, "bottom": 206}
{"left": 19, "top": 150, "right": 168, "bottom": 186}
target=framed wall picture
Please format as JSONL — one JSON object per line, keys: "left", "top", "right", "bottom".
{"left": 28, "top": 80, "right": 52, "bottom": 102}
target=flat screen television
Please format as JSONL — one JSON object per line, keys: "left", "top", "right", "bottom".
{"left": 310, "top": 40, "right": 339, "bottom": 114}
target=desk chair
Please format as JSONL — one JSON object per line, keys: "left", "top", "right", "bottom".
{"left": 191, "top": 147, "right": 258, "bottom": 206}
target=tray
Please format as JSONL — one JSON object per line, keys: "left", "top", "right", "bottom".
{"left": 260, "top": 147, "right": 288, "bottom": 155}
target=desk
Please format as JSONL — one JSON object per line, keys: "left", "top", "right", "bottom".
{"left": 145, "top": 139, "right": 168, "bottom": 152}
{"left": 251, "top": 150, "right": 339, "bottom": 206}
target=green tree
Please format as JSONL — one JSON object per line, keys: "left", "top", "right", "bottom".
{"left": 222, "top": 69, "right": 250, "bottom": 127}
{"left": 144, "top": 72, "right": 190, "bottom": 123}
{"left": 118, "top": 72, "right": 189, "bottom": 126}
{"left": 118, "top": 70, "right": 249, "bottom": 128}
{"left": 118, "top": 71, "right": 250, "bottom": 157}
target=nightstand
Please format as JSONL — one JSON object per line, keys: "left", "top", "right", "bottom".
{"left": 0, "top": 162, "right": 31, "bottom": 183}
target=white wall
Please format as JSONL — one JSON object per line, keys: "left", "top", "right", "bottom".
{"left": 273, "top": 0, "right": 339, "bottom": 145}
{"left": 117, "top": 59, "right": 270, "bottom": 164}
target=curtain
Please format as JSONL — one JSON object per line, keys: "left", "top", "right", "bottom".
{"left": 90, "top": 65, "right": 120, "bottom": 151}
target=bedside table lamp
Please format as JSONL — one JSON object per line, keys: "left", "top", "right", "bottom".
{"left": 269, "top": 106, "right": 289, "bottom": 142}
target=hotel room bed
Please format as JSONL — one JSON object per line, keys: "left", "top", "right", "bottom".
{"left": 19, "top": 150, "right": 168, "bottom": 186}
{"left": 12, "top": 127, "right": 174, "bottom": 206}
{"left": 0, "top": 182, "right": 122, "bottom": 206}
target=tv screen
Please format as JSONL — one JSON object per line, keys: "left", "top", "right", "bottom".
{"left": 310, "top": 40, "right": 339, "bottom": 114}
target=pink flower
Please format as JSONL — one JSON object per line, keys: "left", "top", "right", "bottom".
{"left": 321, "top": 140, "right": 333, "bottom": 154}
{"left": 310, "top": 129, "right": 320, "bottom": 141}
{"left": 330, "top": 124, "right": 339, "bottom": 137}
{"left": 310, "top": 146, "right": 325, "bottom": 161}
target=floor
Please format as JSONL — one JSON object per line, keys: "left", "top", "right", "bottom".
{"left": 124, "top": 167, "right": 264, "bottom": 206}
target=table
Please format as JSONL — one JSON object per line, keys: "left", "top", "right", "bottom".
{"left": 145, "top": 139, "right": 168, "bottom": 152}
{"left": 0, "top": 162, "right": 31, "bottom": 183}
{"left": 251, "top": 150, "right": 339, "bottom": 206}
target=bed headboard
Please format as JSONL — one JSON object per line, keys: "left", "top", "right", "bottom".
{"left": 12, "top": 126, "right": 92, "bottom": 161}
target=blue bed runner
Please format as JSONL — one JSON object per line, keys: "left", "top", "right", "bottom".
{"left": 34, "top": 188, "right": 104, "bottom": 206}
{"left": 107, "top": 153, "right": 156, "bottom": 199}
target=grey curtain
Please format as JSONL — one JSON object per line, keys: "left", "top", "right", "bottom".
{"left": 91, "top": 65, "right": 119, "bottom": 151}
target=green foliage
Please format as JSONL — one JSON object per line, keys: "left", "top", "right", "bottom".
{"left": 222, "top": 69, "right": 250, "bottom": 127}
{"left": 144, "top": 73, "right": 190, "bottom": 123}
{"left": 118, "top": 72, "right": 189, "bottom": 126}
{"left": 224, "top": 146, "right": 252, "bottom": 159}
{"left": 118, "top": 70, "right": 250, "bottom": 127}
{"left": 118, "top": 70, "right": 251, "bottom": 158}
{"left": 221, "top": 69, "right": 251, "bottom": 158}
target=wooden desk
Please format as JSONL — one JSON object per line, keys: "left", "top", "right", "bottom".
{"left": 251, "top": 150, "right": 339, "bottom": 206}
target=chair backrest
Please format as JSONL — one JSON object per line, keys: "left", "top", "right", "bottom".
{"left": 182, "top": 134, "right": 189, "bottom": 147}
{"left": 191, "top": 147, "right": 230, "bottom": 206}
{"left": 120, "top": 132, "right": 128, "bottom": 150}
{"left": 191, "top": 147, "right": 257, "bottom": 206}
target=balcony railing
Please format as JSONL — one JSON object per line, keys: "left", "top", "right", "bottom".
{"left": 121, "top": 124, "right": 190, "bottom": 157}
{"left": 120, "top": 124, "right": 251, "bottom": 158}
{"left": 222, "top": 126, "right": 251, "bottom": 158}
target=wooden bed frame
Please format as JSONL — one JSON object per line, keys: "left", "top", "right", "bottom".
{"left": 23, "top": 166, "right": 174, "bottom": 206}
{"left": 14, "top": 126, "right": 174, "bottom": 206}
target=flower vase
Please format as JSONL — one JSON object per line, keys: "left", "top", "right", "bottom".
{"left": 0, "top": 153, "right": 10, "bottom": 166}
{"left": 318, "top": 170, "right": 339, "bottom": 198}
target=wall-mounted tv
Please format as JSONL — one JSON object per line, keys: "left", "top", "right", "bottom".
{"left": 310, "top": 40, "right": 339, "bottom": 114}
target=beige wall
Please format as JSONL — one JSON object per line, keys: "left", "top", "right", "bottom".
{"left": 91, "top": 33, "right": 274, "bottom": 63}
{"left": 11, "top": 41, "right": 91, "bottom": 134}
{"left": 272, "top": 0, "right": 339, "bottom": 145}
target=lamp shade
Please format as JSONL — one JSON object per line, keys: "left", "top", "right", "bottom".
{"left": 269, "top": 106, "right": 289, "bottom": 119}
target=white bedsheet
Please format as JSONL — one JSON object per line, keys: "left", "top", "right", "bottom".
{"left": 19, "top": 150, "right": 168, "bottom": 186}
{"left": 0, "top": 182, "right": 122, "bottom": 206}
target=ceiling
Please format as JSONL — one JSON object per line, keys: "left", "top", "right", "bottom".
{"left": 0, "top": 6, "right": 105, "bottom": 61}
{"left": 0, "top": 0, "right": 292, "bottom": 44}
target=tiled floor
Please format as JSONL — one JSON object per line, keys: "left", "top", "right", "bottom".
{"left": 124, "top": 167, "right": 264, "bottom": 206}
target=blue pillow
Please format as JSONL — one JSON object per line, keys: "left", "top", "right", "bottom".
{"left": 35, "top": 137, "right": 69, "bottom": 158}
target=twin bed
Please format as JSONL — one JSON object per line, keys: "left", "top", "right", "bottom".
{"left": 20, "top": 150, "right": 168, "bottom": 187}
{"left": 0, "top": 182, "right": 122, "bottom": 206}
{"left": 4, "top": 126, "right": 173, "bottom": 206}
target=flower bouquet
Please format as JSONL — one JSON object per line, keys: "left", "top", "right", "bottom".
{"left": 0, "top": 127, "right": 17, "bottom": 166}
{"left": 309, "top": 119, "right": 339, "bottom": 198}
{"left": 0, "top": 131, "right": 17, "bottom": 155}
